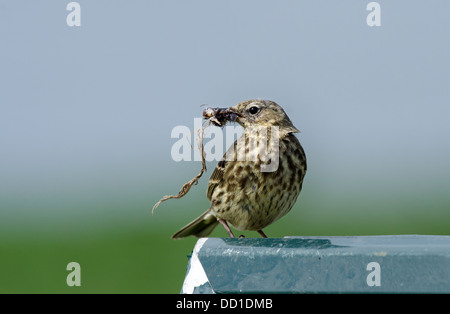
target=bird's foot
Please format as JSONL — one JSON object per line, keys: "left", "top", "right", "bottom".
{"left": 257, "top": 230, "right": 268, "bottom": 238}
{"left": 218, "top": 219, "right": 235, "bottom": 238}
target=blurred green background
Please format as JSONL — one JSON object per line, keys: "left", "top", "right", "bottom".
{"left": 1, "top": 1, "right": 450, "bottom": 293}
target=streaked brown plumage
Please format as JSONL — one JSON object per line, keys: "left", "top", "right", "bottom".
{"left": 172, "top": 99, "right": 307, "bottom": 239}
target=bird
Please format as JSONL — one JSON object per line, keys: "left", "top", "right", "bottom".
{"left": 172, "top": 99, "right": 307, "bottom": 239}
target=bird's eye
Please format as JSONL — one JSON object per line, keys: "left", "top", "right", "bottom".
{"left": 248, "top": 106, "right": 259, "bottom": 115}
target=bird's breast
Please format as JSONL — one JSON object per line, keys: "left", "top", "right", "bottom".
{"left": 211, "top": 133, "right": 306, "bottom": 231}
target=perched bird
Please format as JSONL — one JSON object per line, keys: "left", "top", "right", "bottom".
{"left": 172, "top": 99, "right": 307, "bottom": 239}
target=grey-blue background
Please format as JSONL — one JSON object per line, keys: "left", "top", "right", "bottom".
{"left": 0, "top": 1, "right": 449, "bottom": 293}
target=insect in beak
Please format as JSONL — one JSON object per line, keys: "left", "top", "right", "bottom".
{"left": 203, "top": 107, "right": 241, "bottom": 127}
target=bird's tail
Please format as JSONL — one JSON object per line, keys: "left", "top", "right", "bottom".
{"left": 172, "top": 210, "right": 219, "bottom": 239}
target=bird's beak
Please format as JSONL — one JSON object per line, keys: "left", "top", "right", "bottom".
{"left": 203, "top": 106, "right": 242, "bottom": 127}
{"left": 220, "top": 107, "right": 240, "bottom": 122}
{"left": 212, "top": 107, "right": 241, "bottom": 124}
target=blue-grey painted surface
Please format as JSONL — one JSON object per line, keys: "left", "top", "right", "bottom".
{"left": 181, "top": 235, "right": 450, "bottom": 293}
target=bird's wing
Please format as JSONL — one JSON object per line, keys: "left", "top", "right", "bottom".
{"left": 207, "top": 159, "right": 227, "bottom": 201}
{"left": 207, "top": 140, "right": 238, "bottom": 200}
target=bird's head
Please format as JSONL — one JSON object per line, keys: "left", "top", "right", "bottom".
{"left": 226, "top": 99, "right": 299, "bottom": 134}
{"left": 203, "top": 99, "right": 300, "bottom": 135}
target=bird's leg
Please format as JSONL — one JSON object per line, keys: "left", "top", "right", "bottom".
{"left": 257, "top": 230, "right": 268, "bottom": 238}
{"left": 218, "top": 219, "right": 235, "bottom": 238}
